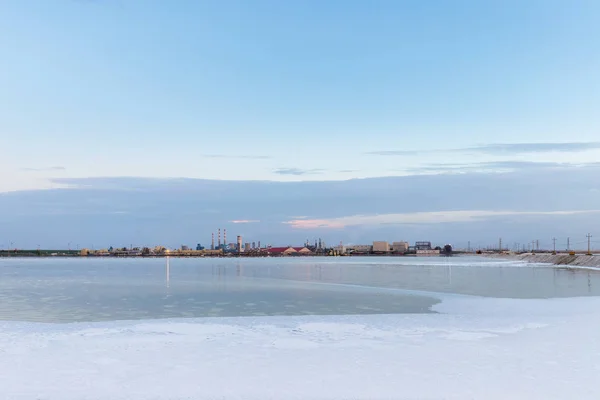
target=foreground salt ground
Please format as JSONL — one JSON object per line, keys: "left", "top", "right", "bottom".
{"left": 2, "top": 295, "right": 600, "bottom": 400}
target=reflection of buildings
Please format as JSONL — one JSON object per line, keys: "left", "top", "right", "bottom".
{"left": 166, "top": 256, "right": 170, "bottom": 287}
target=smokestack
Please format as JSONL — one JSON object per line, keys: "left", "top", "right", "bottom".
{"left": 224, "top": 229, "right": 227, "bottom": 247}
{"left": 218, "top": 229, "right": 221, "bottom": 247}
{"left": 211, "top": 233, "right": 214, "bottom": 250}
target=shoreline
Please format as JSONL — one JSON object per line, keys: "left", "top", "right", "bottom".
{"left": 485, "top": 252, "right": 600, "bottom": 269}
{"left": 0, "top": 252, "right": 457, "bottom": 259}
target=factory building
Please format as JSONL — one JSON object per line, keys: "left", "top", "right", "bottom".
{"left": 416, "top": 249, "right": 440, "bottom": 256}
{"left": 415, "top": 241, "right": 432, "bottom": 250}
{"left": 333, "top": 245, "right": 346, "bottom": 255}
{"left": 237, "top": 235, "right": 243, "bottom": 252}
{"left": 391, "top": 241, "right": 409, "bottom": 254}
{"left": 244, "top": 243, "right": 251, "bottom": 252}
{"left": 345, "top": 244, "right": 372, "bottom": 254}
{"left": 372, "top": 241, "right": 390, "bottom": 253}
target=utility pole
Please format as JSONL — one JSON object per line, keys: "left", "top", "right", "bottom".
{"left": 552, "top": 237, "right": 556, "bottom": 253}
{"left": 536, "top": 240, "right": 539, "bottom": 251}
{"left": 587, "top": 233, "right": 593, "bottom": 256}
{"left": 499, "top": 238, "right": 502, "bottom": 252}
{"left": 567, "top": 237, "right": 570, "bottom": 252}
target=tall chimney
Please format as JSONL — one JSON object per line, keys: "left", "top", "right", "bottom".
{"left": 218, "top": 228, "right": 221, "bottom": 247}
{"left": 224, "top": 229, "right": 227, "bottom": 247}
{"left": 211, "top": 233, "right": 215, "bottom": 250}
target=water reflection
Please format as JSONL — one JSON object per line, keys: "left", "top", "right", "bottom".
{"left": 166, "top": 256, "right": 170, "bottom": 288}
{"left": 1, "top": 257, "right": 600, "bottom": 323}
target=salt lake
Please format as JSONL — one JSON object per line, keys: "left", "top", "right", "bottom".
{"left": 1, "top": 256, "right": 599, "bottom": 323}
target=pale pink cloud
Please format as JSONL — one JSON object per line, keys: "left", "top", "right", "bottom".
{"left": 285, "top": 219, "right": 346, "bottom": 229}
{"left": 230, "top": 220, "right": 260, "bottom": 224}
{"left": 284, "top": 210, "right": 600, "bottom": 229}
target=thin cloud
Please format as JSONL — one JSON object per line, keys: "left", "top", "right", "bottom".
{"left": 273, "top": 168, "right": 324, "bottom": 176}
{"left": 200, "top": 154, "right": 271, "bottom": 160}
{"left": 365, "top": 150, "right": 425, "bottom": 156}
{"left": 21, "top": 166, "right": 66, "bottom": 172}
{"left": 471, "top": 142, "right": 600, "bottom": 154}
{"left": 366, "top": 142, "right": 600, "bottom": 157}
{"left": 285, "top": 210, "right": 600, "bottom": 229}
{"left": 230, "top": 220, "right": 260, "bottom": 224}
{"left": 405, "top": 161, "right": 599, "bottom": 174}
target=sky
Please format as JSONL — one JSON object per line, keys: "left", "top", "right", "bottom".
{"left": 1, "top": 0, "right": 600, "bottom": 249}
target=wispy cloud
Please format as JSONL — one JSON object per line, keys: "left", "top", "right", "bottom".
{"left": 366, "top": 142, "right": 600, "bottom": 157}
{"left": 230, "top": 220, "right": 260, "bottom": 224}
{"left": 405, "top": 161, "right": 600, "bottom": 174}
{"left": 285, "top": 210, "right": 600, "bottom": 229}
{"left": 200, "top": 154, "right": 271, "bottom": 160}
{"left": 472, "top": 142, "right": 600, "bottom": 154}
{"left": 365, "top": 150, "right": 425, "bottom": 156}
{"left": 273, "top": 168, "right": 324, "bottom": 176}
{"left": 20, "top": 166, "right": 66, "bottom": 172}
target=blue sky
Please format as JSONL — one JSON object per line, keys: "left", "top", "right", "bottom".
{"left": 1, "top": 0, "right": 600, "bottom": 248}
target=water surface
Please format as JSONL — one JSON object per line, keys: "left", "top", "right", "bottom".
{"left": 1, "top": 256, "right": 598, "bottom": 322}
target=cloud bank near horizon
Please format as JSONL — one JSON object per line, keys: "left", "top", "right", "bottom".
{"left": 1, "top": 165, "right": 600, "bottom": 250}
